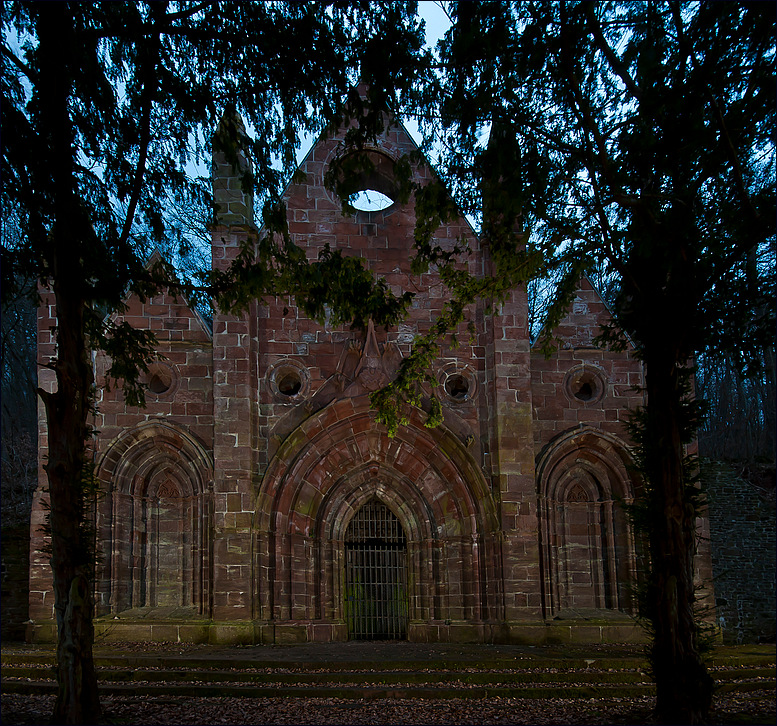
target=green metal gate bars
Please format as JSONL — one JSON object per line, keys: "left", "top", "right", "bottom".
{"left": 345, "top": 500, "right": 408, "bottom": 640}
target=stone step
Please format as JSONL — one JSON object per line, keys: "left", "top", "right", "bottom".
{"left": 3, "top": 662, "right": 773, "bottom": 701}
{"left": 3, "top": 678, "right": 775, "bottom": 700}
{"left": 1, "top": 665, "right": 655, "bottom": 685}
{"left": 4, "top": 653, "right": 774, "bottom": 671}
{"left": 6, "top": 664, "right": 772, "bottom": 680}
{"left": 0, "top": 680, "right": 664, "bottom": 699}
{"left": 2, "top": 652, "right": 646, "bottom": 671}
{"left": 4, "top": 644, "right": 773, "bottom": 703}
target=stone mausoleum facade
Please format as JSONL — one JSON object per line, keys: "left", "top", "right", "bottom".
{"left": 29, "top": 115, "right": 714, "bottom": 645}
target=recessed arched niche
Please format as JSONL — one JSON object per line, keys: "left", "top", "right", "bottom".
{"left": 536, "top": 428, "right": 644, "bottom": 618}
{"left": 94, "top": 420, "right": 214, "bottom": 617}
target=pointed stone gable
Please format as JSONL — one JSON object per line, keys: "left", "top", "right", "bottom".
{"left": 284, "top": 116, "right": 467, "bottom": 273}
{"left": 545, "top": 276, "right": 630, "bottom": 350}
{"left": 93, "top": 282, "right": 214, "bottom": 448}
{"left": 212, "top": 112, "right": 255, "bottom": 228}
{"left": 530, "top": 276, "right": 643, "bottom": 451}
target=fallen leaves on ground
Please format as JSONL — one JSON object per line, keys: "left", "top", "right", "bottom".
{"left": 3, "top": 692, "right": 774, "bottom": 726}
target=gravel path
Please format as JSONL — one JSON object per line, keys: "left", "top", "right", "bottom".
{"left": 3, "top": 691, "right": 775, "bottom": 725}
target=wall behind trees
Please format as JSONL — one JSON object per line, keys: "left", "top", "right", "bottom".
{"left": 1, "top": 286, "right": 37, "bottom": 640}
{"left": 696, "top": 348, "right": 775, "bottom": 644}
{"left": 704, "top": 461, "right": 776, "bottom": 644}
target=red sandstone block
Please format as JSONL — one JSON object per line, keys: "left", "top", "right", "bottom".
{"left": 226, "top": 371, "right": 249, "bottom": 386}
{"left": 578, "top": 408, "right": 606, "bottom": 422}
{"left": 215, "top": 333, "right": 239, "bottom": 347}
{"left": 535, "top": 407, "right": 565, "bottom": 421}
{"left": 214, "top": 385, "right": 236, "bottom": 401}
{"left": 572, "top": 349, "right": 603, "bottom": 360}
{"left": 226, "top": 493, "right": 242, "bottom": 512}
{"left": 185, "top": 365, "right": 210, "bottom": 378}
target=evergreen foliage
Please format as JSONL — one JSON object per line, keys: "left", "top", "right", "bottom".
{"left": 396, "top": 2, "right": 775, "bottom": 723}
{"left": 1, "top": 2, "right": 427, "bottom": 722}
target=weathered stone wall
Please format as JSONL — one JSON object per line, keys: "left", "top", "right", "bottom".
{"left": 28, "top": 282, "right": 215, "bottom": 626}
{"left": 530, "top": 277, "right": 644, "bottom": 452}
{"left": 704, "top": 461, "right": 776, "bottom": 644}
{"left": 93, "top": 286, "right": 215, "bottom": 618}
{"left": 93, "top": 284, "right": 214, "bottom": 451}
{"left": 251, "top": 117, "right": 512, "bottom": 636}
{"left": 530, "top": 278, "right": 646, "bottom": 618}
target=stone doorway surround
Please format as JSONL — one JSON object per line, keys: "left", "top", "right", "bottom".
{"left": 252, "top": 396, "right": 502, "bottom": 643}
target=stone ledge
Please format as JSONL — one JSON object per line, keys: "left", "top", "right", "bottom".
{"left": 26, "top": 617, "right": 649, "bottom": 646}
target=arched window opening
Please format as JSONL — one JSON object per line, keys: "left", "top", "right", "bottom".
{"left": 330, "top": 150, "right": 399, "bottom": 213}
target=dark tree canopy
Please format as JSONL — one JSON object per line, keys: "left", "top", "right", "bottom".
{"left": 2, "top": 0, "right": 429, "bottom": 329}
{"left": 399, "top": 2, "right": 775, "bottom": 723}
{"left": 1, "top": 2, "right": 429, "bottom": 722}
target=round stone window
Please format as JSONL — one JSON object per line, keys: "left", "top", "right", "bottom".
{"left": 445, "top": 374, "right": 469, "bottom": 401}
{"left": 439, "top": 365, "right": 477, "bottom": 405}
{"left": 144, "top": 362, "right": 178, "bottom": 399}
{"left": 276, "top": 370, "right": 302, "bottom": 397}
{"left": 329, "top": 149, "right": 399, "bottom": 213}
{"left": 268, "top": 359, "right": 310, "bottom": 402}
{"left": 350, "top": 189, "right": 395, "bottom": 212}
{"left": 563, "top": 364, "right": 607, "bottom": 405}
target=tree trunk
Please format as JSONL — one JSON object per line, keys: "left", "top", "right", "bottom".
{"left": 43, "top": 286, "right": 101, "bottom": 725}
{"left": 644, "top": 352, "right": 713, "bottom": 725}
{"left": 36, "top": 5, "right": 102, "bottom": 723}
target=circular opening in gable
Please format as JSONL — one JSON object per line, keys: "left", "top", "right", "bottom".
{"left": 574, "top": 381, "right": 594, "bottom": 401}
{"left": 277, "top": 371, "right": 302, "bottom": 397}
{"left": 145, "top": 363, "right": 177, "bottom": 397}
{"left": 332, "top": 150, "right": 399, "bottom": 212}
{"left": 445, "top": 374, "right": 470, "bottom": 401}
{"left": 267, "top": 359, "right": 310, "bottom": 402}
{"left": 350, "top": 189, "right": 395, "bottom": 212}
{"left": 563, "top": 365, "right": 606, "bottom": 405}
{"left": 440, "top": 365, "right": 476, "bottom": 405}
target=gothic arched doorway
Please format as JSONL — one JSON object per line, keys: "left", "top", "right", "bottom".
{"left": 344, "top": 499, "right": 408, "bottom": 640}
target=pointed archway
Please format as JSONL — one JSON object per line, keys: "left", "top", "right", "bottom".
{"left": 94, "top": 420, "right": 214, "bottom": 616}
{"left": 536, "top": 427, "right": 643, "bottom": 617}
{"left": 344, "top": 499, "right": 408, "bottom": 640}
{"left": 254, "top": 398, "right": 500, "bottom": 641}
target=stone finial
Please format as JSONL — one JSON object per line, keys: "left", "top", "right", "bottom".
{"left": 211, "top": 110, "right": 255, "bottom": 227}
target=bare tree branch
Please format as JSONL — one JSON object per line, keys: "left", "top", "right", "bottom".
{"left": 1, "top": 43, "right": 35, "bottom": 79}
{"left": 585, "top": 4, "right": 642, "bottom": 102}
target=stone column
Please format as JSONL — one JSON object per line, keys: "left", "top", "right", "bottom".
{"left": 487, "top": 284, "right": 542, "bottom": 622}
{"left": 210, "top": 113, "right": 259, "bottom": 631}
{"left": 28, "top": 288, "right": 57, "bottom": 632}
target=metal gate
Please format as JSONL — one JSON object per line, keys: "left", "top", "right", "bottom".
{"left": 345, "top": 500, "right": 408, "bottom": 640}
